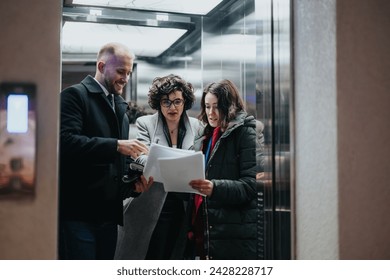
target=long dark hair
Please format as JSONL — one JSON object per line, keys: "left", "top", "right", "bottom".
{"left": 198, "top": 79, "right": 244, "bottom": 134}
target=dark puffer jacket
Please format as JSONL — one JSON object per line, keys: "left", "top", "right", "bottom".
{"left": 193, "top": 111, "right": 257, "bottom": 260}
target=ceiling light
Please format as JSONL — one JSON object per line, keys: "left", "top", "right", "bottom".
{"left": 89, "top": 9, "right": 102, "bottom": 16}
{"left": 62, "top": 22, "right": 187, "bottom": 57}
{"left": 72, "top": 0, "right": 223, "bottom": 15}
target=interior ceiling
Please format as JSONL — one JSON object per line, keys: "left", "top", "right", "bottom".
{"left": 70, "top": 0, "right": 224, "bottom": 15}
{"left": 62, "top": 0, "right": 234, "bottom": 63}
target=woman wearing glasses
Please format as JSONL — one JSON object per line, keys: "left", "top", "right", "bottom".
{"left": 115, "top": 74, "right": 201, "bottom": 260}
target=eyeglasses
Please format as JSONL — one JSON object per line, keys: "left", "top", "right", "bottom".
{"left": 160, "top": 98, "right": 184, "bottom": 108}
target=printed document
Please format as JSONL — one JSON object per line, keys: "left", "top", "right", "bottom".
{"left": 143, "top": 143, "right": 205, "bottom": 195}
{"left": 159, "top": 151, "right": 205, "bottom": 195}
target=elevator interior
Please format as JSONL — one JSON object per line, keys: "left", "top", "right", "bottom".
{"left": 61, "top": 0, "right": 293, "bottom": 259}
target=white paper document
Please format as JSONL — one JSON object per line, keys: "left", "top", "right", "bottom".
{"left": 159, "top": 152, "right": 205, "bottom": 195}
{"left": 143, "top": 143, "right": 205, "bottom": 195}
{"left": 143, "top": 143, "right": 195, "bottom": 182}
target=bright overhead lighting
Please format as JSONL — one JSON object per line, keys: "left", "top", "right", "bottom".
{"left": 62, "top": 22, "right": 187, "bottom": 57}
{"left": 156, "top": 14, "right": 169, "bottom": 21}
{"left": 72, "top": 0, "right": 223, "bottom": 15}
{"left": 89, "top": 9, "right": 102, "bottom": 16}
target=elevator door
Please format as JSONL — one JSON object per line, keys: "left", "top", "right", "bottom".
{"left": 256, "top": 0, "right": 292, "bottom": 260}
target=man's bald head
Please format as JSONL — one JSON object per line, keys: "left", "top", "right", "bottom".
{"left": 95, "top": 42, "right": 135, "bottom": 95}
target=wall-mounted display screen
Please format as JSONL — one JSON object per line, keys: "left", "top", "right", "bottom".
{"left": 0, "top": 83, "right": 36, "bottom": 198}
{"left": 7, "top": 94, "right": 29, "bottom": 133}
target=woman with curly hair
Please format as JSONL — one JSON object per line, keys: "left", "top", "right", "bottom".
{"left": 115, "top": 74, "right": 202, "bottom": 260}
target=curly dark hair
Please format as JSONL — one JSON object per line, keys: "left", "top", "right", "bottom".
{"left": 198, "top": 79, "right": 244, "bottom": 132}
{"left": 147, "top": 74, "right": 195, "bottom": 111}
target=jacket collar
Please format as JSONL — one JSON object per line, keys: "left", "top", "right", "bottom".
{"left": 151, "top": 112, "right": 196, "bottom": 150}
{"left": 81, "top": 75, "right": 129, "bottom": 119}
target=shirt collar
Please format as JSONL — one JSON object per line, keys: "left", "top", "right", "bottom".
{"left": 93, "top": 77, "right": 110, "bottom": 97}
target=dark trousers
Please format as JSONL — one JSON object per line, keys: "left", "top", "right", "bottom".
{"left": 59, "top": 221, "right": 117, "bottom": 260}
{"left": 145, "top": 193, "right": 184, "bottom": 260}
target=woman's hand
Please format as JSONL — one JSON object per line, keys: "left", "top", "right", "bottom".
{"left": 189, "top": 179, "right": 214, "bottom": 197}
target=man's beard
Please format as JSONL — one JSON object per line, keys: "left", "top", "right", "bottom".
{"left": 104, "top": 78, "right": 121, "bottom": 95}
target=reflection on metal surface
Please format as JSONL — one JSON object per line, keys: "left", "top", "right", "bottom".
{"left": 256, "top": 0, "right": 292, "bottom": 259}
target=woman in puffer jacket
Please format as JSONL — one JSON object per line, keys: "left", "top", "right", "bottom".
{"left": 186, "top": 79, "right": 257, "bottom": 260}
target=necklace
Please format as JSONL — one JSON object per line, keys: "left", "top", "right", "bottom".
{"left": 170, "top": 127, "right": 178, "bottom": 134}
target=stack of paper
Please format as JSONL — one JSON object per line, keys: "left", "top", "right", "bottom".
{"left": 143, "top": 143, "right": 205, "bottom": 195}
